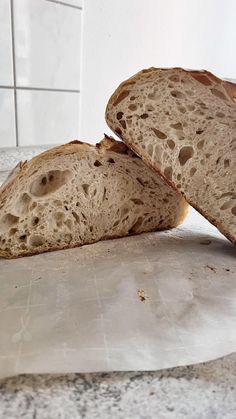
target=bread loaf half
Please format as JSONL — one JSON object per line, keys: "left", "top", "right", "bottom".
{"left": 106, "top": 68, "right": 236, "bottom": 244}
{"left": 0, "top": 137, "right": 187, "bottom": 258}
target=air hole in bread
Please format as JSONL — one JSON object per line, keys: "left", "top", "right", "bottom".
{"left": 64, "top": 233, "right": 72, "bottom": 243}
{"left": 190, "top": 167, "right": 197, "bottom": 177}
{"left": 151, "top": 128, "right": 167, "bottom": 139}
{"left": 197, "top": 139, "right": 205, "bottom": 150}
{"left": 164, "top": 166, "right": 172, "bottom": 180}
{"left": 29, "top": 235, "right": 44, "bottom": 248}
{"left": 146, "top": 105, "right": 154, "bottom": 112}
{"left": 171, "top": 90, "right": 185, "bottom": 99}
{"left": 224, "top": 159, "right": 230, "bottom": 168}
{"left": 196, "top": 129, "right": 204, "bottom": 135}
{"left": 128, "top": 217, "right": 143, "bottom": 234}
{"left": 167, "top": 139, "right": 175, "bottom": 149}
{"left": 211, "top": 88, "right": 228, "bottom": 101}
{"left": 186, "top": 90, "right": 194, "bottom": 97}
{"left": 131, "top": 198, "right": 144, "bottom": 205}
{"left": 31, "top": 216, "right": 39, "bottom": 226}
{"left": 178, "top": 146, "right": 194, "bottom": 166}
{"left": 0, "top": 213, "right": 19, "bottom": 231}
{"left": 55, "top": 212, "right": 65, "bottom": 222}
{"left": 113, "top": 90, "right": 130, "bottom": 106}
{"left": 102, "top": 187, "right": 107, "bottom": 202}
{"left": 177, "top": 174, "right": 181, "bottom": 181}
{"left": 119, "top": 120, "right": 127, "bottom": 129}
{"left": 136, "top": 177, "right": 145, "bottom": 187}
{"left": 120, "top": 207, "right": 129, "bottom": 217}
{"left": 17, "top": 193, "right": 31, "bottom": 214}
{"left": 216, "top": 112, "right": 225, "bottom": 118}
{"left": 94, "top": 160, "right": 102, "bottom": 167}
{"left": 30, "top": 170, "right": 71, "bottom": 197}
{"left": 81, "top": 212, "right": 87, "bottom": 220}
{"left": 113, "top": 220, "right": 120, "bottom": 227}
{"left": 178, "top": 106, "right": 186, "bottom": 114}
{"left": 194, "top": 109, "right": 205, "bottom": 116}
{"left": 148, "top": 92, "right": 156, "bottom": 100}
{"left": 187, "top": 104, "right": 195, "bottom": 111}
{"left": 116, "top": 112, "right": 123, "bottom": 120}
{"left": 19, "top": 234, "right": 27, "bottom": 242}
{"left": 107, "top": 158, "right": 115, "bottom": 164}
{"left": 9, "top": 228, "right": 18, "bottom": 236}
{"left": 140, "top": 113, "right": 149, "bottom": 119}
{"left": 130, "top": 96, "right": 136, "bottom": 101}
{"left": 65, "top": 219, "right": 72, "bottom": 230}
{"left": 220, "top": 201, "right": 232, "bottom": 210}
{"left": 170, "top": 122, "right": 182, "bottom": 130}
{"left": 82, "top": 184, "right": 89, "bottom": 195}
{"left": 128, "top": 104, "right": 137, "bottom": 111}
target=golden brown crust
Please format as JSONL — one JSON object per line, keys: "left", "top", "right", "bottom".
{"left": 105, "top": 68, "right": 236, "bottom": 245}
{"left": 106, "top": 67, "right": 236, "bottom": 109}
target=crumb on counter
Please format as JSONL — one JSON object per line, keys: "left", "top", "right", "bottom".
{"left": 138, "top": 288, "right": 149, "bottom": 302}
{"left": 205, "top": 265, "right": 216, "bottom": 273}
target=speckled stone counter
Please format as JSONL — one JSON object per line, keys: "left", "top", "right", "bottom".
{"left": 0, "top": 147, "right": 236, "bottom": 418}
{"left": 0, "top": 354, "right": 236, "bottom": 419}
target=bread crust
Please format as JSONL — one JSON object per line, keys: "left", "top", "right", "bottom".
{"left": 105, "top": 68, "right": 236, "bottom": 245}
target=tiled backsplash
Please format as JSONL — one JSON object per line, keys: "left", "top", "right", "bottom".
{"left": 0, "top": 0, "right": 82, "bottom": 147}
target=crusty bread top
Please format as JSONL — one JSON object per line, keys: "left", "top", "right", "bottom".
{"left": 0, "top": 136, "right": 136, "bottom": 198}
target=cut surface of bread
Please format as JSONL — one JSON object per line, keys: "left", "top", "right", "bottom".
{"left": 106, "top": 68, "right": 236, "bottom": 244}
{"left": 0, "top": 137, "right": 187, "bottom": 258}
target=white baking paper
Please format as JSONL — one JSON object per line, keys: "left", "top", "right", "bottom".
{"left": 0, "top": 207, "right": 235, "bottom": 379}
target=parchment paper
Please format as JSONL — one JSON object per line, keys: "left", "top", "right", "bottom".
{"left": 0, "top": 208, "right": 235, "bottom": 379}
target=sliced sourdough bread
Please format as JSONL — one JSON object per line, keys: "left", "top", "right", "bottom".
{"left": 106, "top": 68, "right": 236, "bottom": 244}
{"left": 0, "top": 136, "right": 187, "bottom": 258}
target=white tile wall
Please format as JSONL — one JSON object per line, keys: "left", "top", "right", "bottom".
{"left": 0, "top": 90, "right": 16, "bottom": 147}
{"left": 17, "top": 90, "right": 79, "bottom": 146}
{"left": 0, "top": 0, "right": 82, "bottom": 150}
{"left": 14, "top": 0, "right": 82, "bottom": 90}
{"left": 0, "top": 0, "right": 13, "bottom": 86}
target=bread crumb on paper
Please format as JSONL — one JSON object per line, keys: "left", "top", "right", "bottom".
{"left": 138, "top": 288, "right": 149, "bottom": 302}
{"left": 205, "top": 265, "right": 216, "bottom": 273}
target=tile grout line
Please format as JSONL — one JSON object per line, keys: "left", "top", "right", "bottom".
{"left": 17, "top": 86, "right": 80, "bottom": 93}
{"left": 10, "top": 0, "right": 19, "bottom": 147}
{"left": 45, "top": 0, "right": 82, "bottom": 10}
{"left": 78, "top": 2, "right": 84, "bottom": 137}
{"left": 0, "top": 85, "right": 80, "bottom": 93}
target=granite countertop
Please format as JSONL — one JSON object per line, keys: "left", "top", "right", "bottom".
{"left": 0, "top": 146, "right": 236, "bottom": 419}
{"left": 0, "top": 354, "right": 236, "bottom": 419}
